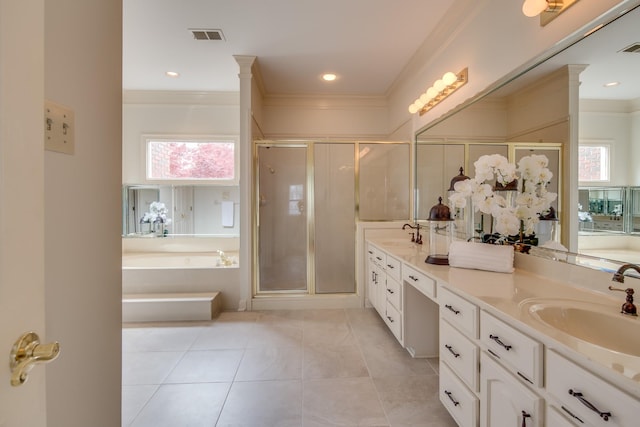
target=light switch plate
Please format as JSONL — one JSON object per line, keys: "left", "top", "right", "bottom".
{"left": 44, "top": 100, "right": 75, "bottom": 154}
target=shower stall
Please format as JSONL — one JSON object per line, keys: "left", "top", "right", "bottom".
{"left": 255, "top": 141, "right": 409, "bottom": 297}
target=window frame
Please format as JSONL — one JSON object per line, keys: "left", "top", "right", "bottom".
{"left": 578, "top": 141, "right": 611, "bottom": 184}
{"left": 141, "top": 134, "right": 239, "bottom": 185}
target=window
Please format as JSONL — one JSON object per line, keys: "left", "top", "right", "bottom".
{"left": 578, "top": 144, "right": 610, "bottom": 182}
{"left": 145, "top": 136, "right": 238, "bottom": 184}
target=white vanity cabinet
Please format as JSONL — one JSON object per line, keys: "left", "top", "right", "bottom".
{"left": 546, "top": 350, "right": 640, "bottom": 427}
{"left": 365, "top": 243, "right": 382, "bottom": 312}
{"left": 363, "top": 239, "right": 640, "bottom": 427}
{"left": 480, "top": 310, "right": 543, "bottom": 387}
{"left": 366, "top": 243, "right": 403, "bottom": 343}
{"left": 438, "top": 285, "right": 480, "bottom": 427}
{"left": 480, "top": 353, "right": 543, "bottom": 427}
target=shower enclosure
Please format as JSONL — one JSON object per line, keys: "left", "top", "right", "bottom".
{"left": 256, "top": 142, "right": 355, "bottom": 294}
{"left": 255, "top": 141, "right": 409, "bottom": 296}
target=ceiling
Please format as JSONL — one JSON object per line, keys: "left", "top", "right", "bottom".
{"left": 123, "top": 1, "right": 640, "bottom": 101}
{"left": 123, "top": 0, "right": 455, "bottom": 96}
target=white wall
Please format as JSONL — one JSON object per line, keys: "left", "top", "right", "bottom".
{"left": 260, "top": 95, "right": 392, "bottom": 140}
{"left": 44, "top": 1, "right": 122, "bottom": 426}
{"left": 389, "top": 0, "right": 632, "bottom": 138}
{"left": 123, "top": 91, "right": 240, "bottom": 183}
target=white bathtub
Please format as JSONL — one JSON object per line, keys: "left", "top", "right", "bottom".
{"left": 122, "top": 236, "right": 241, "bottom": 310}
{"left": 122, "top": 251, "right": 238, "bottom": 269}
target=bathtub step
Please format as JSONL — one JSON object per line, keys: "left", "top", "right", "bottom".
{"left": 122, "top": 292, "right": 222, "bottom": 322}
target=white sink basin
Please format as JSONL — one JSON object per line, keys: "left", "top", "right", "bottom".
{"left": 527, "top": 300, "right": 640, "bottom": 357}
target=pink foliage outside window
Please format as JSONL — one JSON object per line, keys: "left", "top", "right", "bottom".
{"left": 578, "top": 145, "right": 608, "bottom": 182}
{"left": 147, "top": 140, "right": 235, "bottom": 180}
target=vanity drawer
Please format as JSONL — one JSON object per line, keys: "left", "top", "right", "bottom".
{"left": 439, "top": 286, "right": 478, "bottom": 339}
{"left": 547, "top": 404, "right": 583, "bottom": 427}
{"left": 440, "top": 319, "right": 479, "bottom": 392}
{"left": 384, "top": 300, "right": 402, "bottom": 342}
{"left": 440, "top": 362, "right": 478, "bottom": 427}
{"left": 384, "top": 254, "right": 402, "bottom": 282}
{"left": 546, "top": 350, "right": 640, "bottom": 427}
{"left": 402, "top": 264, "right": 436, "bottom": 300}
{"left": 480, "top": 310, "right": 543, "bottom": 387}
{"left": 370, "top": 245, "right": 385, "bottom": 266}
{"left": 385, "top": 275, "right": 401, "bottom": 311}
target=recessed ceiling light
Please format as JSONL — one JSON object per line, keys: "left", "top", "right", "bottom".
{"left": 603, "top": 81, "right": 620, "bottom": 87}
{"left": 166, "top": 71, "right": 180, "bottom": 78}
{"left": 322, "top": 73, "right": 337, "bottom": 82}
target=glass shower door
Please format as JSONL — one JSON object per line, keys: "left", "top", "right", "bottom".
{"left": 257, "top": 145, "right": 308, "bottom": 292}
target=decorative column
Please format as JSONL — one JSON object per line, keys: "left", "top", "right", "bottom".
{"left": 234, "top": 55, "right": 256, "bottom": 311}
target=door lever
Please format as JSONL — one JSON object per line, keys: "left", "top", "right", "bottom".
{"left": 10, "top": 331, "right": 60, "bottom": 386}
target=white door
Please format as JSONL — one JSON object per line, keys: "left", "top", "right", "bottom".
{"left": 0, "top": 1, "right": 49, "bottom": 426}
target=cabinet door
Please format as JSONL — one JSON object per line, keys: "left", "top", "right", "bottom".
{"left": 480, "top": 354, "right": 543, "bottom": 427}
{"left": 366, "top": 254, "right": 377, "bottom": 309}
{"left": 375, "top": 266, "right": 387, "bottom": 316}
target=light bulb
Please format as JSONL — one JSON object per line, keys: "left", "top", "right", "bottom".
{"left": 415, "top": 99, "right": 425, "bottom": 109}
{"left": 442, "top": 71, "right": 457, "bottom": 86}
{"left": 419, "top": 92, "right": 430, "bottom": 103}
{"left": 433, "top": 79, "right": 446, "bottom": 92}
{"left": 522, "top": 0, "right": 548, "bottom": 17}
{"left": 408, "top": 104, "right": 419, "bottom": 114}
{"left": 426, "top": 87, "right": 438, "bottom": 99}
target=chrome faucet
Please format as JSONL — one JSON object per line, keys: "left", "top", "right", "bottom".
{"left": 608, "top": 264, "right": 639, "bottom": 316}
{"left": 402, "top": 223, "right": 422, "bottom": 244}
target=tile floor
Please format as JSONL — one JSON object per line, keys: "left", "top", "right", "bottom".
{"left": 122, "top": 308, "right": 458, "bottom": 427}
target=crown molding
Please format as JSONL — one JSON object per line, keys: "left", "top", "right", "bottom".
{"left": 123, "top": 90, "right": 239, "bottom": 105}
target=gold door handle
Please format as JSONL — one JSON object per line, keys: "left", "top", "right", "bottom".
{"left": 10, "top": 331, "right": 60, "bottom": 386}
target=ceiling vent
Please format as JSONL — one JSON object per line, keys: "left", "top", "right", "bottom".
{"left": 190, "top": 29, "right": 225, "bottom": 41}
{"left": 620, "top": 43, "right": 640, "bottom": 53}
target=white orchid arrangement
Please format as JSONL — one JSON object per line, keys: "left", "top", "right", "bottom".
{"left": 448, "top": 154, "right": 557, "bottom": 238}
{"left": 140, "top": 201, "right": 171, "bottom": 224}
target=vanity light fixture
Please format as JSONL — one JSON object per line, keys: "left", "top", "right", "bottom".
{"left": 322, "top": 73, "right": 337, "bottom": 82}
{"left": 408, "top": 68, "right": 468, "bottom": 115}
{"left": 522, "top": 0, "right": 580, "bottom": 26}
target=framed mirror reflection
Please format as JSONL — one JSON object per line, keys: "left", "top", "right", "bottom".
{"left": 122, "top": 184, "right": 240, "bottom": 237}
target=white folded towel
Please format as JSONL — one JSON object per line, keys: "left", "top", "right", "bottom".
{"left": 448, "top": 241, "right": 514, "bottom": 273}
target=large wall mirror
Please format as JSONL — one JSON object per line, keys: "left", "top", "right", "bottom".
{"left": 122, "top": 185, "right": 240, "bottom": 237}
{"left": 415, "top": 4, "right": 640, "bottom": 267}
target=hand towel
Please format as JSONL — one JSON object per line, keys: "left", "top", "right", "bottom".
{"left": 448, "top": 241, "right": 514, "bottom": 273}
{"left": 221, "top": 201, "right": 234, "bottom": 227}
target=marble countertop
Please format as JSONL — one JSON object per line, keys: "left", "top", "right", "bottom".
{"left": 367, "top": 237, "right": 640, "bottom": 396}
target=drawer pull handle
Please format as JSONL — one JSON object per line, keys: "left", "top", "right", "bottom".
{"left": 376, "top": 256, "right": 383, "bottom": 261}
{"left": 445, "top": 304, "right": 460, "bottom": 315}
{"left": 387, "top": 289, "right": 394, "bottom": 294}
{"left": 408, "top": 275, "right": 418, "bottom": 282}
{"left": 521, "top": 411, "right": 531, "bottom": 427}
{"left": 445, "top": 344, "right": 460, "bottom": 358}
{"left": 568, "top": 389, "right": 611, "bottom": 421}
{"left": 444, "top": 390, "right": 459, "bottom": 406}
{"left": 387, "top": 264, "right": 394, "bottom": 269}
{"left": 561, "top": 405, "right": 584, "bottom": 424}
{"left": 489, "top": 334, "right": 512, "bottom": 351}
{"left": 386, "top": 316, "right": 394, "bottom": 323}
{"left": 368, "top": 250, "right": 373, "bottom": 254}
{"left": 517, "top": 371, "right": 533, "bottom": 385}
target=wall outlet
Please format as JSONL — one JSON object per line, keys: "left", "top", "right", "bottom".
{"left": 44, "top": 100, "right": 75, "bottom": 154}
